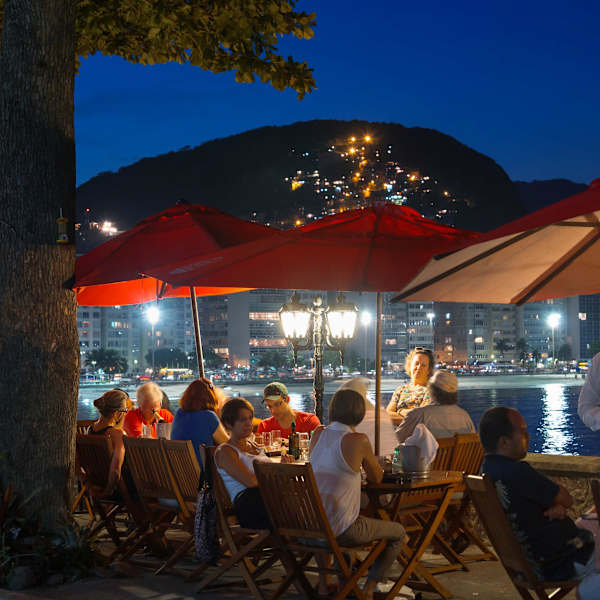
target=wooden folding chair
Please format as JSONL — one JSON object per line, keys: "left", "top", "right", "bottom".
{"left": 154, "top": 439, "right": 201, "bottom": 575}
{"left": 75, "top": 433, "right": 137, "bottom": 556}
{"left": 254, "top": 461, "right": 388, "bottom": 600}
{"left": 440, "top": 433, "right": 496, "bottom": 565}
{"left": 430, "top": 435, "right": 458, "bottom": 470}
{"left": 72, "top": 421, "right": 98, "bottom": 517}
{"left": 591, "top": 479, "right": 600, "bottom": 515}
{"left": 120, "top": 437, "right": 180, "bottom": 564}
{"left": 404, "top": 434, "right": 494, "bottom": 574}
{"left": 465, "top": 474, "right": 578, "bottom": 600}
{"left": 193, "top": 447, "right": 286, "bottom": 600}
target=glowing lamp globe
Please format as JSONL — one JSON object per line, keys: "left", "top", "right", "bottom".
{"left": 326, "top": 294, "right": 358, "bottom": 340}
{"left": 279, "top": 292, "right": 310, "bottom": 341}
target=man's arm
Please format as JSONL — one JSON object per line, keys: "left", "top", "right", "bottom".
{"left": 578, "top": 353, "right": 600, "bottom": 431}
{"left": 395, "top": 408, "right": 422, "bottom": 443}
{"left": 123, "top": 411, "right": 142, "bottom": 438}
{"left": 543, "top": 485, "right": 573, "bottom": 519}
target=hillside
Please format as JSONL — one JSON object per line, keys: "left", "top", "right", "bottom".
{"left": 77, "top": 120, "right": 525, "bottom": 234}
{"left": 515, "top": 179, "right": 588, "bottom": 213}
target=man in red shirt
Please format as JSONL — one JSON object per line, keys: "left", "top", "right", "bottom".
{"left": 256, "top": 382, "right": 320, "bottom": 439}
{"left": 124, "top": 382, "right": 174, "bottom": 438}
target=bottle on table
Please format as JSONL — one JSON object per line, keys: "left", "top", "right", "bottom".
{"left": 289, "top": 421, "right": 300, "bottom": 460}
{"left": 392, "top": 447, "right": 403, "bottom": 474}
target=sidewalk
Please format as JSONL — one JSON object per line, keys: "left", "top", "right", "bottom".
{"left": 0, "top": 549, "right": 578, "bottom": 600}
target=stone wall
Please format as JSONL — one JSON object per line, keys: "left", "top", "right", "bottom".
{"left": 526, "top": 452, "right": 600, "bottom": 517}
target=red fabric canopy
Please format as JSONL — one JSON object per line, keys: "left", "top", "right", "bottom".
{"left": 75, "top": 203, "right": 268, "bottom": 305}
{"left": 147, "top": 204, "right": 479, "bottom": 292}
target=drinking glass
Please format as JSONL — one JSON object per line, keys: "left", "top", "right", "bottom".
{"left": 254, "top": 433, "right": 264, "bottom": 447}
{"left": 271, "top": 430, "right": 281, "bottom": 450}
{"left": 263, "top": 431, "right": 272, "bottom": 451}
{"left": 299, "top": 433, "right": 309, "bottom": 461}
{"left": 142, "top": 423, "right": 153, "bottom": 438}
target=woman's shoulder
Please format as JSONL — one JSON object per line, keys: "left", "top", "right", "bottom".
{"left": 215, "top": 442, "right": 237, "bottom": 459}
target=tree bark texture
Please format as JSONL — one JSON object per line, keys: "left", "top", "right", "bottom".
{"left": 0, "top": 0, "right": 78, "bottom": 527}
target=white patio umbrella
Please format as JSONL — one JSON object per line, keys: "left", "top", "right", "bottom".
{"left": 394, "top": 179, "right": 600, "bottom": 305}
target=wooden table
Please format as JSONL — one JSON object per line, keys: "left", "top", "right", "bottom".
{"left": 365, "top": 470, "right": 463, "bottom": 599}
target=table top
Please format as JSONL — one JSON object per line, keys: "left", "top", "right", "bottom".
{"left": 366, "top": 470, "right": 463, "bottom": 491}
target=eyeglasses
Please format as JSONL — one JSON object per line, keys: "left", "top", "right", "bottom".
{"left": 414, "top": 346, "right": 431, "bottom": 352}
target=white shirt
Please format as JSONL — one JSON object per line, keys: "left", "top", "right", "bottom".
{"left": 578, "top": 353, "right": 600, "bottom": 431}
{"left": 395, "top": 402, "right": 475, "bottom": 443}
{"left": 310, "top": 422, "right": 361, "bottom": 536}
{"left": 216, "top": 442, "right": 270, "bottom": 501}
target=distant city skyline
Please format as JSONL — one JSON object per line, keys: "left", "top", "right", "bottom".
{"left": 75, "top": 1, "right": 600, "bottom": 186}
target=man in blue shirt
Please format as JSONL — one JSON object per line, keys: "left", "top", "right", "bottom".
{"left": 479, "top": 406, "right": 594, "bottom": 580}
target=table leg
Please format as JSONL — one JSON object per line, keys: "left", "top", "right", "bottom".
{"left": 383, "top": 486, "right": 456, "bottom": 600}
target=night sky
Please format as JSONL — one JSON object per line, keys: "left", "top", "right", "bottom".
{"left": 75, "top": 1, "right": 600, "bottom": 186}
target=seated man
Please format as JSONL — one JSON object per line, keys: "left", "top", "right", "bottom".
{"left": 124, "top": 381, "right": 174, "bottom": 438}
{"left": 395, "top": 370, "right": 475, "bottom": 443}
{"left": 257, "top": 382, "right": 320, "bottom": 439}
{"left": 479, "top": 406, "right": 594, "bottom": 581}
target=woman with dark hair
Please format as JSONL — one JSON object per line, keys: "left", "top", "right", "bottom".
{"left": 215, "top": 398, "right": 293, "bottom": 529}
{"left": 87, "top": 389, "right": 129, "bottom": 495}
{"left": 386, "top": 347, "right": 435, "bottom": 425}
{"left": 171, "top": 378, "right": 228, "bottom": 462}
{"left": 309, "top": 387, "right": 406, "bottom": 599}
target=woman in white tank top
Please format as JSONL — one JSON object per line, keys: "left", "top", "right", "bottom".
{"left": 215, "top": 398, "right": 293, "bottom": 529}
{"left": 310, "top": 383, "right": 407, "bottom": 600}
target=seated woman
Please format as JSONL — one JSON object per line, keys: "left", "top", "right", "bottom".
{"left": 386, "top": 347, "right": 434, "bottom": 426}
{"left": 171, "top": 378, "right": 229, "bottom": 463}
{"left": 394, "top": 370, "right": 475, "bottom": 443}
{"left": 310, "top": 388, "right": 407, "bottom": 600}
{"left": 215, "top": 398, "right": 293, "bottom": 529}
{"left": 87, "top": 389, "right": 129, "bottom": 496}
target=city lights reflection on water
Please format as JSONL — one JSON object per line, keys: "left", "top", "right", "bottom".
{"left": 538, "top": 384, "right": 572, "bottom": 454}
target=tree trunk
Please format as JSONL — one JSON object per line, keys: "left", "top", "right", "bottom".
{"left": 0, "top": 0, "right": 78, "bottom": 527}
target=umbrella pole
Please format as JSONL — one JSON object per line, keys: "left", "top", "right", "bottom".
{"left": 375, "top": 292, "right": 382, "bottom": 456}
{"left": 189, "top": 287, "right": 205, "bottom": 378}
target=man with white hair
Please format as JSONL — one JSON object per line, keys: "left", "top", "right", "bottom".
{"left": 394, "top": 370, "right": 475, "bottom": 443}
{"left": 123, "top": 382, "right": 174, "bottom": 438}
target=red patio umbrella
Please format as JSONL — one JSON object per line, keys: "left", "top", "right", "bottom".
{"left": 147, "top": 203, "right": 479, "bottom": 292}
{"left": 394, "top": 178, "right": 600, "bottom": 304}
{"left": 147, "top": 203, "right": 478, "bottom": 451}
{"left": 75, "top": 202, "right": 274, "bottom": 375}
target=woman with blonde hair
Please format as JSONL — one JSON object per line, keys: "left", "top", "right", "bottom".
{"left": 386, "top": 347, "right": 435, "bottom": 425}
{"left": 87, "top": 389, "right": 129, "bottom": 495}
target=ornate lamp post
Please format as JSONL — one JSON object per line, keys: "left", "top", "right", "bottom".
{"left": 280, "top": 292, "right": 358, "bottom": 420}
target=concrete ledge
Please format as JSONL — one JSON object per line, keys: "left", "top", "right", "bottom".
{"left": 526, "top": 452, "right": 600, "bottom": 477}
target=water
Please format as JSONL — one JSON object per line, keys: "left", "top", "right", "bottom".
{"left": 78, "top": 377, "right": 600, "bottom": 457}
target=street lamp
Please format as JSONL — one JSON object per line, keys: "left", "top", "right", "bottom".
{"left": 547, "top": 312, "right": 561, "bottom": 367}
{"left": 146, "top": 304, "right": 160, "bottom": 378}
{"left": 280, "top": 291, "right": 358, "bottom": 420}
{"left": 360, "top": 310, "right": 372, "bottom": 374}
